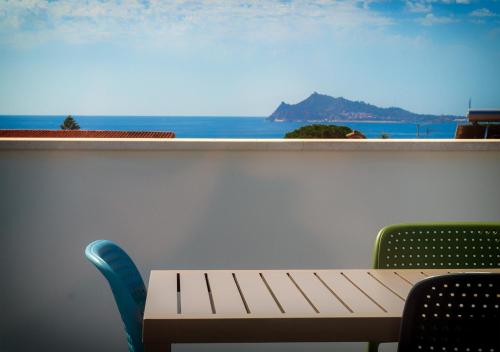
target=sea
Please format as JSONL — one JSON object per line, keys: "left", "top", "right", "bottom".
{"left": 0, "top": 115, "right": 461, "bottom": 139}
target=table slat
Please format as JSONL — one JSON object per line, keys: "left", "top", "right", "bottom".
{"left": 207, "top": 271, "right": 247, "bottom": 315}
{"left": 144, "top": 271, "right": 178, "bottom": 317}
{"left": 261, "top": 271, "right": 316, "bottom": 314}
{"left": 234, "top": 271, "right": 281, "bottom": 314}
{"left": 342, "top": 271, "right": 405, "bottom": 313}
{"left": 368, "top": 270, "right": 413, "bottom": 299}
{"left": 394, "top": 270, "right": 428, "bottom": 284}
{"left": 180, "top": 272, "right": 212, "bottom": 315}
{"left": 422, "top": 269, "right": 478, "bottom": 277}
{"left": 289, "top": 271, "right": 350, "bottom": 314}
{"left": 316, "top": 271, "right": 383, "bottom": 313}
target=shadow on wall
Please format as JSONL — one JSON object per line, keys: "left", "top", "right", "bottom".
{"left": 157, "top": 152, "right": 337, "bottom": 268}
{"left": 0, "top": 151, "right": 373, "bottom": 352}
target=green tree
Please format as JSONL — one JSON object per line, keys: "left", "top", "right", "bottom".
{"left": 60, "top": 115, "right": 80, "bottom": 130}
{"left": 284, "top": 124, "right": 353, "bottom": 139}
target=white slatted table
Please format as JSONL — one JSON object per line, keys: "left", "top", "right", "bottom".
{"left": 143, "top": 268, "right": 500, "bottom": 351}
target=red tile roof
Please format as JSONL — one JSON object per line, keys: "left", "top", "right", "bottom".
{"left": 0, "top": 129, "right": 175, "bottom": 139}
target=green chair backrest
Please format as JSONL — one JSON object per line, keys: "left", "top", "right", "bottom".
{"left": 372, "top": 223, "right": 500, "bottom": 269}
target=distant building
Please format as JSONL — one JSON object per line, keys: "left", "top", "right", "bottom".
{"left": 455, "top": 110, "right": 500, "bottom": 139}
{"left": 0, "top": 130, "right": 175, "bottom": 139}
{"left": 346, "top": 130, "right": 367, "bottom": 139}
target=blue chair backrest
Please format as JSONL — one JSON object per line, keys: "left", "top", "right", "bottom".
{"left": 85, "top": 240, "right": 146, "bottom": 352}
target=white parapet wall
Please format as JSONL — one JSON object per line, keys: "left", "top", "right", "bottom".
{"left": 1, "top": 139, "right": 499, "bottom": 352}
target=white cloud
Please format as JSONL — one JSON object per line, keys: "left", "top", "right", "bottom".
{"left": 437, "top": 0, "right": 470, "bottom": 4}
{"left": 424, "top": 0, "right": 470, "bottom": 4}
{"left": 403, "top": 0, "right": 471, "bottom": 15}
{"left": 470, "top": 8, "right": 496, "bottom": 17}
{"left": 419, "top": 13, "right": 457, "bottom": 25}
{"left": 406, "top": 1, "right": 432, "bottom": 13}
{"left": 0, "top": 0, "right": 394, "bottom": 47}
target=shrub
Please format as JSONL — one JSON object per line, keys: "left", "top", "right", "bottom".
{"left": 284, "top": 124, "right": 352, "bottom": 139}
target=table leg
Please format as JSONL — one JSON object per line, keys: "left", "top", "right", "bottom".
{"left": 144, "top": 343, "right": 171, "bottom": 352}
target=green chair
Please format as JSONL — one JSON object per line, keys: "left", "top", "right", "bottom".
{"left": 368, "top": 222, "right": 500, "bottom": 352}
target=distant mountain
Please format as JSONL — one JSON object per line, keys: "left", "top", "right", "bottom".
{"left": 268, "top": 92, "right": 463, "bottom": 123}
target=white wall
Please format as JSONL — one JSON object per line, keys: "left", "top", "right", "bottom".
{"left": 1, "top": 140, "right": 499, "bottom": 352}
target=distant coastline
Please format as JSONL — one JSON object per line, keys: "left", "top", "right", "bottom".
{"left": 273, "top": 119, "right": 466, "bottom": 124}
{"left": 268, "top": 92, "right": 464, "bottom": 124}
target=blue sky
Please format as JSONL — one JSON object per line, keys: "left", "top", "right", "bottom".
{"left": 0, "top": 0, "right": 499, "bottom": 116}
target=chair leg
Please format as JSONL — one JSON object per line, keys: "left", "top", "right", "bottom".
{"left": 367, "top": 342, "right": 379, "bottom": 352}
{"left": 144, "top": 343, "right": 171, "bottom": 352}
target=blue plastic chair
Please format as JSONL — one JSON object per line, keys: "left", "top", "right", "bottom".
{"left": 85, "top": 240, "right": 146, "bottom": 352}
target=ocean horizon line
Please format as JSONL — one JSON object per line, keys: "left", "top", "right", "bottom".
{"left": 0, "top": 114, "right": 266, "bottom": 119}
{"left": 0, "top": 115, "right": 466, "bottom": 125}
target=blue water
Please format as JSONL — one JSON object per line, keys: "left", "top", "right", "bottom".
{"left": 0, "top": 115, "right": 460, "bottom": 139}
